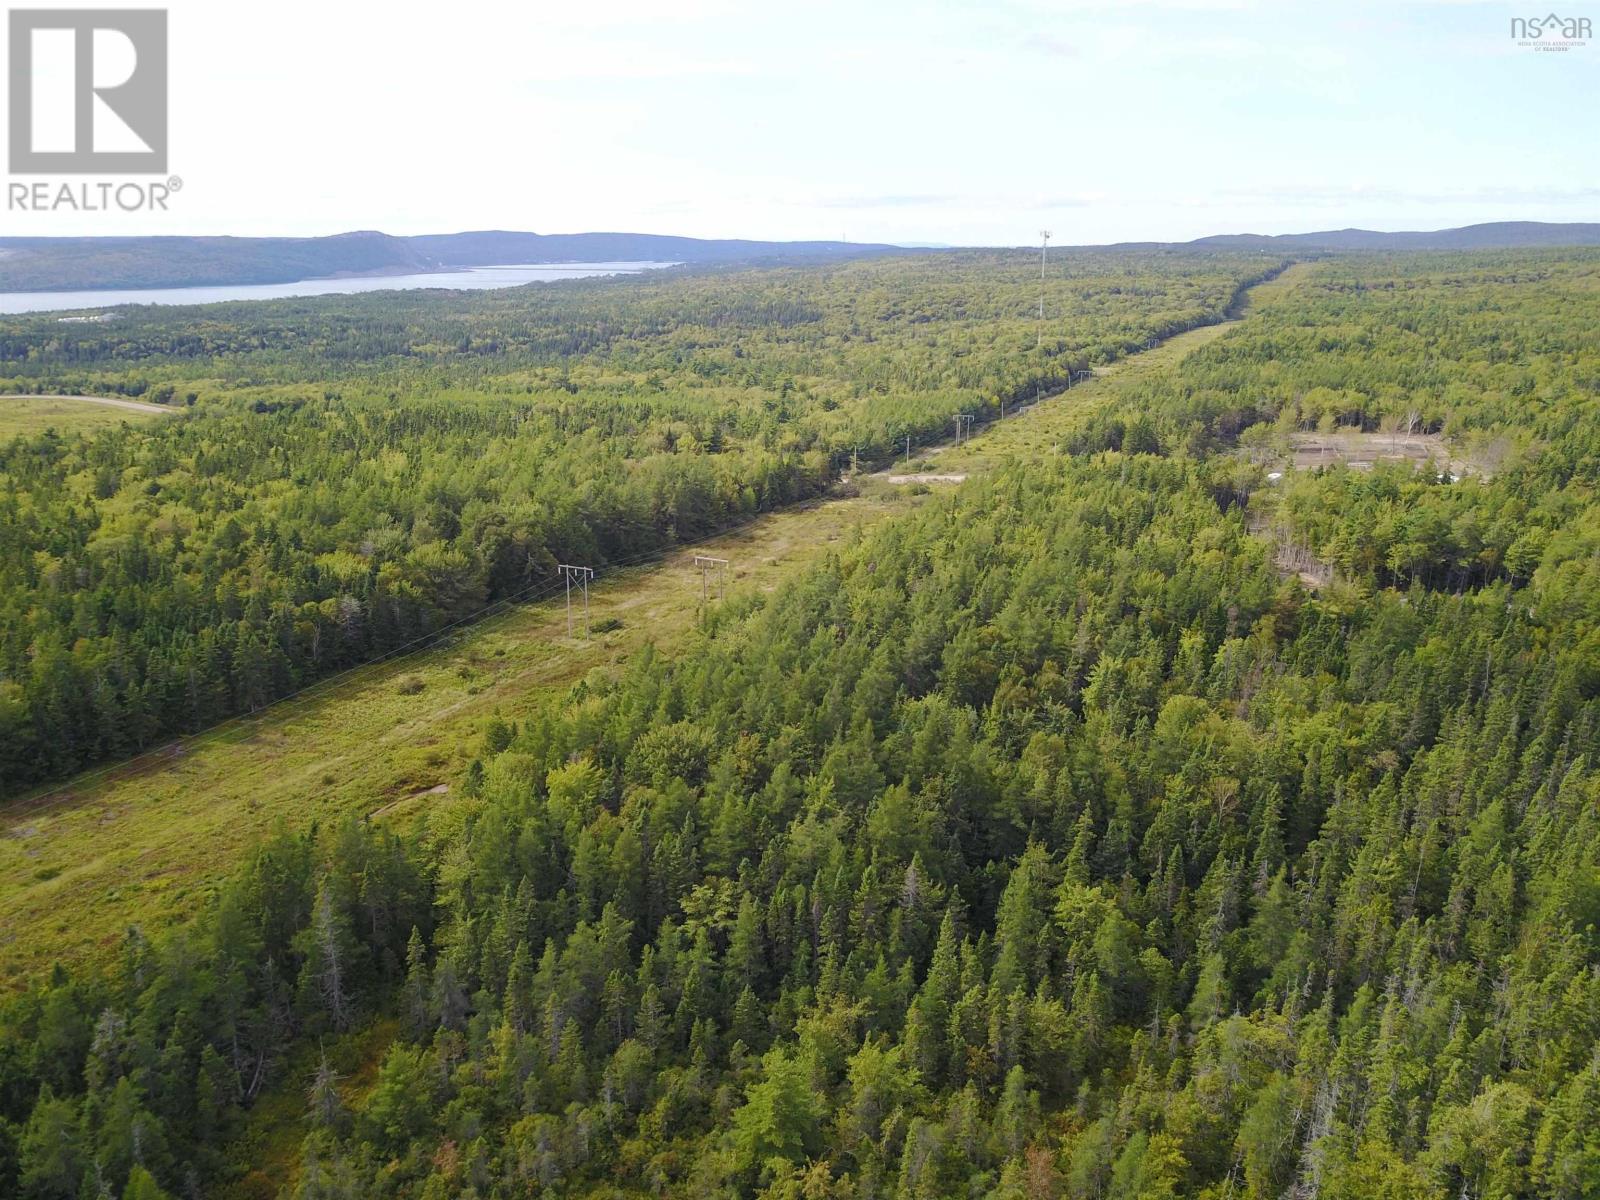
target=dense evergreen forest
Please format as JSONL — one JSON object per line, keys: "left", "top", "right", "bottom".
{"left": 0, "top": 252, "right": 1271, "bottom": 796}
{"left": 4, "top": 248, "right": 1600, "bottom": 1200}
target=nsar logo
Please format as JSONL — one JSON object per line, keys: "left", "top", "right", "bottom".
{"left": 1510, "top": 12, "right": 1591, "bottom": 51}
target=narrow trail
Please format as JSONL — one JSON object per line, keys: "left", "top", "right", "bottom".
{"left": 0, "top": 263, "right": 1314, "bottom": 983}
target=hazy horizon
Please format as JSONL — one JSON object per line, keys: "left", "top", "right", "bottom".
{"left": 8, "top": 216, "right": 1597, "bottom": 251}
{"left": 2, "top": 0, "right": 1594, "bottom": 242}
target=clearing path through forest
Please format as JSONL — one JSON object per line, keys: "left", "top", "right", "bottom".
{"left": 0, "top": 263, "right": 1313, "bottom": 983}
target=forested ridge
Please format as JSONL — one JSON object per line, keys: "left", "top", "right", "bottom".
{"left": 0, "top": 252, "right": 1272, "bottom": 797}
{"left": 3, "top": 250, "right": 1600, "bottom": 1200}
{"left": 0, "top": 231, "right": 893, "bottom": 292}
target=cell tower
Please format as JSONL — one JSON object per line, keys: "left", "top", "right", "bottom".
{"left": 1038, "top": 230, "right": 1051, "bottom": 349}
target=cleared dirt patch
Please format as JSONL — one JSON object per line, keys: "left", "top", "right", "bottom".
{"left": 886, "top": 473, "right": 967, "bottom": 484}
{"left": 1287, "top": 430, "right": 1462, "bottom": 474}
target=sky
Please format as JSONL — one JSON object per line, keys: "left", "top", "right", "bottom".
{"left": 2, "top": 0, "right": 1595, "bottom": 245}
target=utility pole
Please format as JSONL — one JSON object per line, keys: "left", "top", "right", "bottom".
{"left": 953, "top": 413, "right": 974, "bottom": 444}
{"left": 557, "top": 564, "right": 594, "bottom": 638}
{"left": 694, "top": 555, "right": 729, "bottom": 605}
{"left": 905, "top": 434, "right": 911, "bottom": 466}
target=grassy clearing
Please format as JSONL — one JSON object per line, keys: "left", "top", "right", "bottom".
{"left": 0, "top": 265, "right": 1315, "bottom": 988}
{"left": 0, "top": 494, "right": 923, "bottom": 983}
{"left": 0, "top": 393, "right": 172, "bottom": 437}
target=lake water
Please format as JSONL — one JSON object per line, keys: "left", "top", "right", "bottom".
{"left": 0, "top": 262, "right": 676, "bottom": 316}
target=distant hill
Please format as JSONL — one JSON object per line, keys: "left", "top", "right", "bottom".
{"left": 0, "top": 231, "right": 437, "bottom": 292}
{"left": 1186, "top": 221, "right": 1600, "bottom": 251}
{"left": 408, "top": 230, "right": 895, "bottom": 267}
{"left": 0, "top": 230, "right": 899, "bottom": 292}
{"left": 3, "top": 221, "right": 1596, "bottom": 294}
